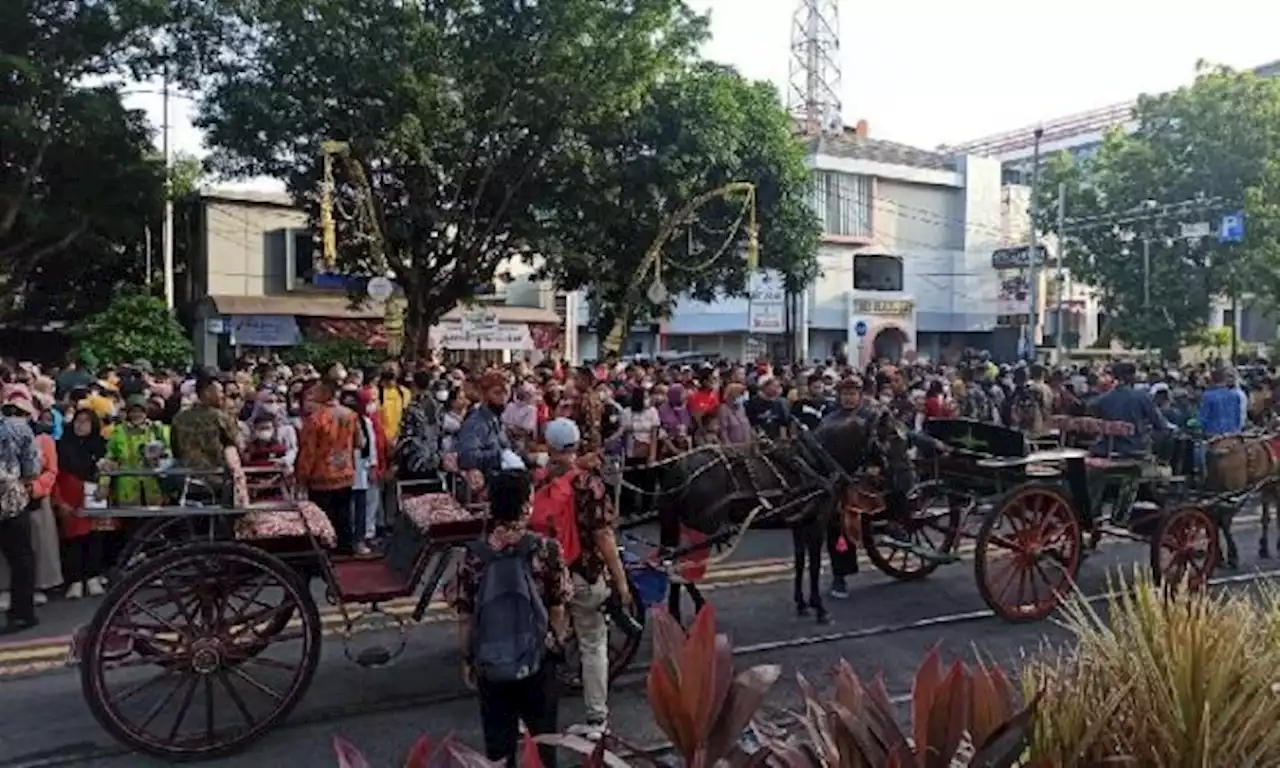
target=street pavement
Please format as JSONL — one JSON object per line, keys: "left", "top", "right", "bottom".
{"left": 0, "top": 518, "right": 1276, "bottom": 768}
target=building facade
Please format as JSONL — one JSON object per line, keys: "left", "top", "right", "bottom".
{"left": 574, "top": 126, "right": 1023, "bottom": 364}
{"left": 183, "top": 190, "right": 563, "bottom": 367}
{"left": 945, "top": 59, "right": 1280, "bottom": 350}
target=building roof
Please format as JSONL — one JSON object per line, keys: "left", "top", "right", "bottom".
{"left": 804, "top": 133, "right": 956, "bottom": 171}
{"left": 198, "top": 188, "right": 297, "bottom": 208}
{"left": 205, "top": 294, "right": 561, "bottom": 324}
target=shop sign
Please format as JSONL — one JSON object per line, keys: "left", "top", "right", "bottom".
{"left": 432, "top": 321, "right": 534, "bottom": 351}
{"left": 991, "top": 245, "right": 1050, "bottom": 270}
{"left": 852, "top": 299, "right": 913, "bottom": 316}
{"left": 230, "top": 315, "right": 301, "bottom": 347}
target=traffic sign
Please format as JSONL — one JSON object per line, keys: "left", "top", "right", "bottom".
{"left": 367, "top": 276, "right": 395, "bottom": 302}
{"left": 1219, "top": 211, "right": 1245, "bottom": 244}
{"left": 854, "top": 320, "right": 868, "bottom": 337}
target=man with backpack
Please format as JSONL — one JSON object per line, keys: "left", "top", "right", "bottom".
{"left": 530, "top": 418, "right": 632, "bottom": 740}
{"left": 453, "top": 469, "right": 571, "bottom": 766}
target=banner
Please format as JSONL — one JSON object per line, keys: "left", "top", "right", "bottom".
{"left": 431, "top": 321, "right": 534, "bottom": 350}
{"left": 747, "top": 271, "right": 785, "bottom": 334}
{"left": 230, "top": 315, "right": 301, "bottom": 347}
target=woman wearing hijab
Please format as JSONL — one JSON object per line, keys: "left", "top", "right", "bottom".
{"left": 53, "top": 410, "right": 110, "bottom": 598}
{"left": 501, "top": 383, "right": 538, "bottom": 453}
{"left": 249, "top": 387, "right": 299, "bottom": 471}
{"left": 658, "top": 383, "right": 694, "bottom": 457}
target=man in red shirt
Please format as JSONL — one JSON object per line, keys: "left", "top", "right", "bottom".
{"left": 686, "top": 372, "right": 720, "bottom": 419}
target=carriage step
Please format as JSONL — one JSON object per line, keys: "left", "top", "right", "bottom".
{"left": 871, "top": 535, "right": 961, "bottom": 565}
{"left": 354, "top": 646, "right": 393, "bottom": 668}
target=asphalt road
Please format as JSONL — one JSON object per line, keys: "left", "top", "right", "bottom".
{"left": 1, "top": 518, "right": 1276, "bottom": 768}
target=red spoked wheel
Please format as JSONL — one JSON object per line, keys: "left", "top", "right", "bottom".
{"left": 1150, "top": 504, "right": 1219, "bottom": 589}
{"left": 80, "top": 541, "right": 321, "bottom": 760}
{"left": 862, "top": 480, "right": 966, "bottom": 581}
{"left": 975, "top": 482, "right": 1083, "bottom": 622}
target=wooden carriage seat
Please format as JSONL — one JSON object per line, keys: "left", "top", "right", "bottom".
{"left": 1051, "top": 416, "right": 1144, "bottom": 470}
{"left": 234, "top": 500, "right": 338, "bottom": 549}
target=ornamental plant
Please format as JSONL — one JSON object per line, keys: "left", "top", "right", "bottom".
{"left": 769, "top": 648, "right": 1038, "bottom": 767}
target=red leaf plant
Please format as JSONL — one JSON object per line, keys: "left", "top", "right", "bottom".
{"left": 540, "top": 603, "right": 781, "bottom": 767}
{"left": 773, "top": 647, "right": 1039, "bottom": 767}
{"left": 334, "top": 731, "right": 538, "bottom": 768}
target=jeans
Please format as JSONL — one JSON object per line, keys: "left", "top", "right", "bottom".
{"left": 478, "top": 658, "right": 560, "bottom": 767}
{"left": 309, "top": 487, "right": 355, "bottom": 553}
{"left": 568, "top": 573, "right": 610, "bottom": 723}
{"left": 0, "top": 510, "right": 35, "bottom": 623}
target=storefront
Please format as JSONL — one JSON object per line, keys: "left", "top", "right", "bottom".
{"left": 847, "top": 295, "right": 916, "bottom": 365}
{"left": 195, "top": 295, "right": 563, "bottom": 366}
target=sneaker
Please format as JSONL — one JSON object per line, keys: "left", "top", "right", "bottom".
{"left": 567, "top": 720, "right": 607, "bottom": 741}
{"left": 354, "top": 543, "right": 375, "bottom": 559}
{"left": 33, "top": 591, "right": 47, "bottom": 606}
{"left": 86, "top": 577, "right": 106, "bottom": 597}
{"left": 65, "top": 582, "right": 84, "bottom": 600}
{"left": 830, "top": 580, "right": 850, "bottom": 599}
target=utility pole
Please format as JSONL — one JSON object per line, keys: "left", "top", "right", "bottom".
{"left": 1055, "top": 182, "right": 1066, "bottom": 354}
{"left": 1025, "top": 127, "right": 1043, "bottom": 361}
{"left": 1142, "top": 237, "right": 1151, "bottom": 307}
{"left": 145, "top": 226, "right": 152, "bottom": 288}
{"left": 162, "top": 65, "right": 175, "bottom": 311}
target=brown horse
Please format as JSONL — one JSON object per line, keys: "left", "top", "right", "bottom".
{"left": 653, "top": 411, "right": 907, "bottom": 625}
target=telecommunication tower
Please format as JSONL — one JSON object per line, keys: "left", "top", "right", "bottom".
{"left": 788, "top": 0, "right": 842, "bottom": 136}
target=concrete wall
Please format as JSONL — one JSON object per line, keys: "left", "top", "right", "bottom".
{"left": 201, "top": 200, "right": 305, "bottom": 298}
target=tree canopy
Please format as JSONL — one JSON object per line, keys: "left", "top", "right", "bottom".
{"left": 70, "top": 290, "right": 192, "bottom": 368}
{"left": 1, "top": 0, "right": 172, "bottom": 325}
{"left": 1036, "top": 64, "right": 1280, "bottom": 355}
{"left": 184, "top": 0, "right": 712, "bottom": 351}
{"left": 537, "top": 62, "right": 820, "bottom": 339}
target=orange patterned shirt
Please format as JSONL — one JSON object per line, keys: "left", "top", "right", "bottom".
{"left": 296, "top": 402, "right": 363, "bottom": 491}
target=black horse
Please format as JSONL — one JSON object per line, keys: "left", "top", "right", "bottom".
{"left": 653, "top": 411, "right": 908, "bottom": 625}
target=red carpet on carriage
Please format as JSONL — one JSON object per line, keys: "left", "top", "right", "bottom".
{"left": 333, "top": 558, "right": 411, "bottom": 602}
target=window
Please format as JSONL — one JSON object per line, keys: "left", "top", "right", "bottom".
{"left": 853, "top": 254, "right": 903, "bottom": 291}
{"left": 1223, "top": 308, "right": 1235, "bottom": 330}
{"left": 810, "top": 171, "right": 871, "bottom": 238}
{"left": 293, "top": 231, "right": 316, "bottom": 282}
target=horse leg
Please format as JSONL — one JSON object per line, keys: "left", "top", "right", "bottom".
{"left": 1261, "top": 490, "right": 1273, "bottom": 559}
{"left": 806, "top": 518, "right": 829, "bottom": 625}
{"left": 791, "top": 525, "right": 809, "bottom": 616}
{"left": 1221, "top": 510, "right": 1240, "bottom": 570}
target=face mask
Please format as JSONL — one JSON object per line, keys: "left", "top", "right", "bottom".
{"left": 254, "top": 428, "right": 275, "bottom": 442}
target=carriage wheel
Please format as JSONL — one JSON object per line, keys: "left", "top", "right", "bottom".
{"left": 862, "top": 480, "right": 965, "bottom": 581}
{"left": 559, "top": 577, "right": 647, "bottom": 690}
{"left": 1150, "top": 504, "right": 1219, "bottom": 589}
{"left": 81, "top": 541, "right": 321, "bottom": 760}
{"left": 113, "top": 515, "right": 230, "bottom": 579}
{"left": 975, "top": 483, "right": 1082, "bottom": 622}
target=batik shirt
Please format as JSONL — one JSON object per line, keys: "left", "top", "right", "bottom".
{"left": 537, "top": 463, "right": 617, "bottom": 583}
{"left": 170, "top": 406, "right": 239, "bottom": 476}
{"left": 452, "top": 520, "right": 573, "bottom": 644}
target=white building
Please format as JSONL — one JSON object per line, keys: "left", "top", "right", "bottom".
{"left": 575, "top": 124, "right": 1029, "bottom": 364}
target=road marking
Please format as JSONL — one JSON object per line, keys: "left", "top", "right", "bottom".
{"left": 0, "top": 512, "right": 1264, "bottom": 673}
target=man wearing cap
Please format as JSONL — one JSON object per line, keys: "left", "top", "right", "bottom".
{"left": 539, "top": 418, "right": 630, "bottom": 738}
{"left": 456, "top": 371, "right": 522, "bottom": 473}
{"left": 0, "top": 386, "right": 41, "bottom": 632}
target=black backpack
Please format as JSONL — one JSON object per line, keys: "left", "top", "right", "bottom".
{"left": 466, "top": 535, "right": 549, "bottom": 683}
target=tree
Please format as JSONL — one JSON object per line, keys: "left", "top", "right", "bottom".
{"left": 70, "top": 291, "right": 192, "bottom": 367}
{"left": 184, "top": 0, "right": 708, "bottom": 352}
{"left": 1036, "top": 64, "right": 1280, "bottom": 357}
{"left": 169, "top": 151, "right": 205, "bottom": 199}
{"left": 536, "top": 63, "right": 820, "bottom": 339}
{"left": 0, "top": 0, "right": 176, "bottom": 325}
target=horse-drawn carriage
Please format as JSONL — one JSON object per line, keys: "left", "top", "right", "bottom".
{"left": 68, "top": 465, "right": 653, "bottom": 760}
{"left": 855, "top": 416, "right": 1267, "bottom": 622}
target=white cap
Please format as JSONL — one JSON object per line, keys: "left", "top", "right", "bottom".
{"left": 544, "top": 418, "right": 582, "bottom": 451}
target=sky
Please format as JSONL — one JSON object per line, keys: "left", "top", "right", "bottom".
{"left": 125, "top": 0, "right": 1280, "bottom": 192}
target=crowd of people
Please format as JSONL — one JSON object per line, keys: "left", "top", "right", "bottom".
{"left": 0, "top": 350, "right": 1271, "bottom": 764}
